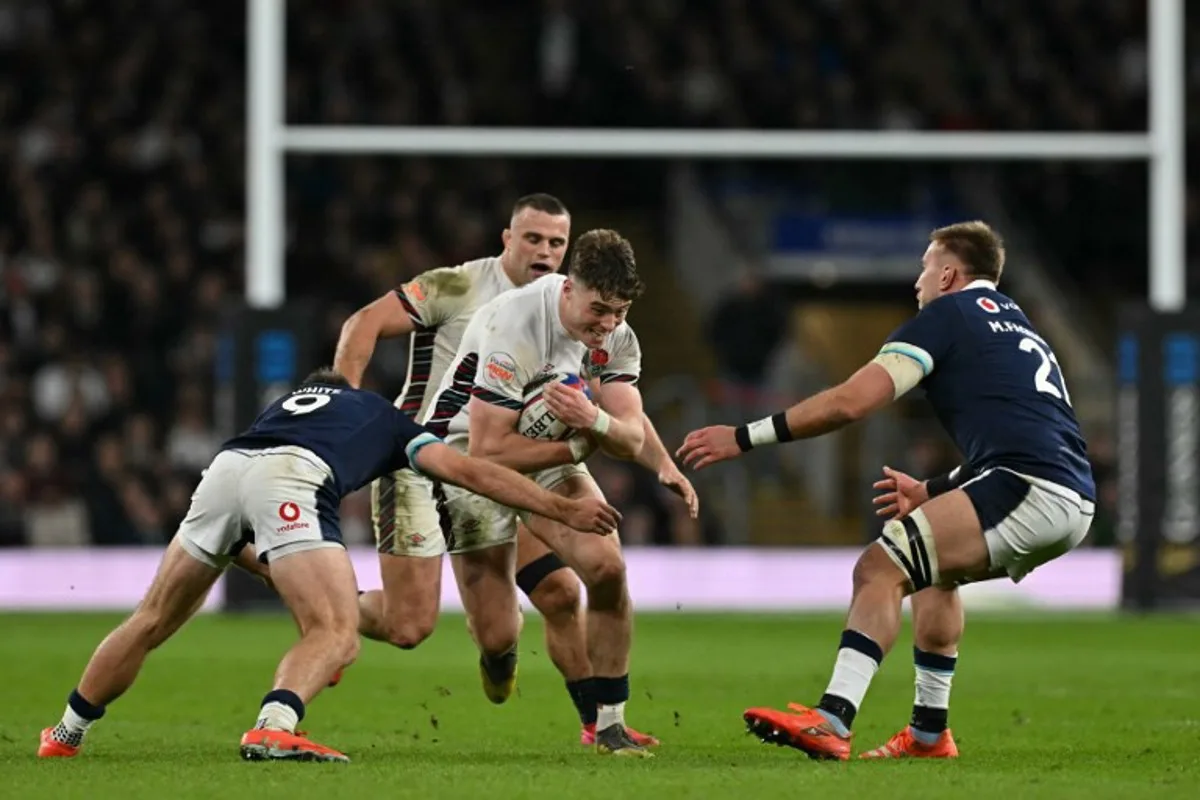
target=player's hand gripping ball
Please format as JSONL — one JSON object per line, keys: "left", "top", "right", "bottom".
{"left": 518, "top": 373, "right": 594, "bottom": 440}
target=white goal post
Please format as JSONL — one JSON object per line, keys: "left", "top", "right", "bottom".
{"left": 247, "top": 0, "right": 1185, "bottom": 312}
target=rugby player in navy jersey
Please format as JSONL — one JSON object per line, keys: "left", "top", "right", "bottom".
{"left": 37, "top": 369, "right": 620, "bottom": 764}
{"left": 678, "top": 221, "right": 1095, "bottom": 760}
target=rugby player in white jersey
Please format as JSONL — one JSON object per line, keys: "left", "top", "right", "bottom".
{"left": 333, "top": 196, "right": 695, "bottom": 747}
{"left": 421, "top": 228, "right": 654, "bottom": 756}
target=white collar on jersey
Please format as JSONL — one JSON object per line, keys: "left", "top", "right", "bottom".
{"left": 963, "top": 279, "right": 997, "bottom": 291}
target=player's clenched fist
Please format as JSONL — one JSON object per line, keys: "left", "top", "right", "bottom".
{"left": 543, "top": 380, "right": 599, "bottom": 429}
{"left": 564, "top": 496, "right": 623, "bottom": 534}
{"left": 676, "top": 425, "right": 740, "bottom": 471}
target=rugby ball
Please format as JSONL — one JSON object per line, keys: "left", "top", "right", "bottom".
{"left": 518, "top": 373, "right": 593, "bottom": 441}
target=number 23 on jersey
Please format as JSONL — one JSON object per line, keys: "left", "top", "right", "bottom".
{"left": 1019, "top": 337, "right": 1072, "bottom": 406}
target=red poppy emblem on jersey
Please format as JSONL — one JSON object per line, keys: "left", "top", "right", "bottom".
{"left": 976, "top": 297, "right": 1000, "bottom": 314}
{"left": 279, "top": 502, "right": 301, "bottom": 522}
{"left": 589, "top": 349, "right": 610, "bottom": 367}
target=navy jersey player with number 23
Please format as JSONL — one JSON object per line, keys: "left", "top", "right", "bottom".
{"left": 679, "top": 221, "right": 1095, "bottom": 761}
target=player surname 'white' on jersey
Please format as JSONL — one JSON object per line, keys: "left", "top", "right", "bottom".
{"left": 393, "top": 257, "right": 518, "bottom": 422}
{"left": 425, "top": 274, "right": 642, "bottom": 449}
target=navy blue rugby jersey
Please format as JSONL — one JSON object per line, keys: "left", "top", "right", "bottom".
{"left": 220, "top": 383, "right": 441, "bottom": 496}
{"left": 879, "top": 282, "right": 1095, "bottom": 500}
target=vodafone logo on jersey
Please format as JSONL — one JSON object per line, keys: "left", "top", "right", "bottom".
{"left": 976, "top": 296, "right": 1001, "bottom": 314}
{"left": 276, "top": 501, "right": 311, "bottom": 533}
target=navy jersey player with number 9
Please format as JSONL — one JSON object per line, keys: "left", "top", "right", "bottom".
{"left": 679, "top": 221, "right": 1095, "bottom": 760}
{"left": 38, "top": 368, "right": 621, "bottom": 764}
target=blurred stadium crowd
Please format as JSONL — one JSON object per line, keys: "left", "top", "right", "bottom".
{"left": 0, "top": 0, "right": 1182, "bottom": 547}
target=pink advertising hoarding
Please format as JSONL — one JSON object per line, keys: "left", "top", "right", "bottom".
{"left": 0, "top": 547, "right": 1120, "bottom": 612}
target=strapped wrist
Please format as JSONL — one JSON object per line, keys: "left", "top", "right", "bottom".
{"left": 736, "top": 412, "right": 793, "bottom": 451}
{"left": 589, "top": 408, "right": 612, "bottom": 436}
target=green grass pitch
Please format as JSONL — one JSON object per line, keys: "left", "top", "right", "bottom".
{"left": 1, "top": 611, "right": 1197, "bottom": 799}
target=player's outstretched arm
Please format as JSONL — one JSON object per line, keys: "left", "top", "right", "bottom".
{"left": 333, "top": 291, "right": 417, "bottom": 388}
{"left": 467, "top": 397, "right": 586, "bottom": 473}
{"left": 414, "top": 441, "right": 621, "bottom": 534}
{"left": 544, "top": 379, "right": 645, "bottom": 460}
{"left": 677, "top": 362, "right": 897, "bottom": 471}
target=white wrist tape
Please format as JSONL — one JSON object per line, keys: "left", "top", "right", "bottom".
{"left": 589, "top": 408, "right": 612, "bottom": 437}
{"left": 746, "top": 416, "right": 778, "bottom": 447}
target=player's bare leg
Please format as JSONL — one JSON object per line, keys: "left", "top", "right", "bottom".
{"left": 39, "top": 538, "right": 222, "bottom": 757}
{"left": 239, "top": 545, "right": 359, "bottom": 763}
{"left": 524, "top": 474, "right": 650, "bottom": 758}
{"left": 745, "top": 489, "right": 988, "bottom": 760}
{"left": 517, "top": 523, "right": 589, "bottom": 678}
{"left": 452, "top": 542, "right": 522, "bottom": 704}
{"left": 860, "top": 586, "right": 962, "bottom": 759}
{"left": 358, "top": 553, "right": 442, "bottom": 649}
{"left": 515, "top": 524, "right": 659, "bottom": 747}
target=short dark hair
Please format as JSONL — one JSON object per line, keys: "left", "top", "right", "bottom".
{"left": 930, "top": 220, "right": 1006, "bottom": 283}
{"left": 568, "top": 229, "right": 645, "bottom": 301}
{"left": 512, "top": 193, "right": 569, "bottom": 218}
{"left": 301, "top": 367, "right": 351, "bottom": 387}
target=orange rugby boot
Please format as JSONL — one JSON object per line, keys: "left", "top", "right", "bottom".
{"left": 743, "top": 702, "right": 852, "bottom": 761}
{"left": 860, "top": 726, "right": 959, "bottom": 759}
{"left": 37, "top": 727, "right": 81, "bottom": 758}
{"left": 328, "top": 667, "right": 344, "bottom": 688}
{"left": 239, "top": 728, "right": 350, "bottom": 763}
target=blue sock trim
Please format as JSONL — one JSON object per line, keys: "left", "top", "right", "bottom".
{"left": 816, "top": 708, "right": 851, "bottom": 736}
{"left": 840, "top": 629, "right": 883, "bottom": 665}
{"left": 261, "top": 689, "right": 305, "bottom": 722}
{"left": 913, "top": 647, "right": 957, "bottom": 674}
{"left": 909, "top": 725, "right": 943, "bottom": 744}
{"left": 68, "top": 689, "right": 105, "bottom": 721}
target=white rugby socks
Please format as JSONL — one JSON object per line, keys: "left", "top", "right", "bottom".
{"left": 911, "top": 647, "right": 956, "bottom": 743}
{"left": 816, "top": 630, "right": 884, "bottom": 736}
{"left": 255, "top": 689, "right": 305, "bottom": 733}
{"left": 51, "top": 689, "right": 106, "bottom": 747}
{"left": 596, "top": 701, "right": 626, "bottom": 732}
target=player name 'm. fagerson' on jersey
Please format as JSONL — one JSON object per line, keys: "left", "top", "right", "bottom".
{"left": 425, "top": 274, "right": 642, "bottom": 449}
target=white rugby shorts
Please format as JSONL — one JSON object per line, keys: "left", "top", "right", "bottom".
{"left": 960, "top": 467, "right": 1095, "bottom": 582}
{"left": 176, "top": 446, "right": 344, "bottom": 568}
{"left": 372, "top": 455, "right": 590, "bottom": 558}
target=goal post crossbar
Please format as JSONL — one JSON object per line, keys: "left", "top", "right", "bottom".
{"left": 279, "top": 127, "right": 1154, "bottom": 160}
{"left": 247, "top": 0, "right": 1184, "bottom": 311}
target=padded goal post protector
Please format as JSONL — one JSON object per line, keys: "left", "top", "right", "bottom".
{"left": 216, "top": 302, "right": 323, "bottom": 612}
{"left": 1116, "top": 305, "right": 1200, "bottom": 611}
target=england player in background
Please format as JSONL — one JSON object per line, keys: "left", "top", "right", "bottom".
{"left": 38, "top": 369, "right": 620, "bottom": 763}
{"left": 679, "top": 221, "right": 1095, "bottom": 761}
{"left": 334, "top": 195, "right": 693, "bottom": 747}
{"left": 420, "top": 228, "right": 656, "bottom": 756}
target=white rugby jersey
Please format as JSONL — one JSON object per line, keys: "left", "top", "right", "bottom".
{"left": 425, "top": 274, "right": 642, "bottom": 447}
{"left": 393, "top": 257, "right": 517, "bottom": 421}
